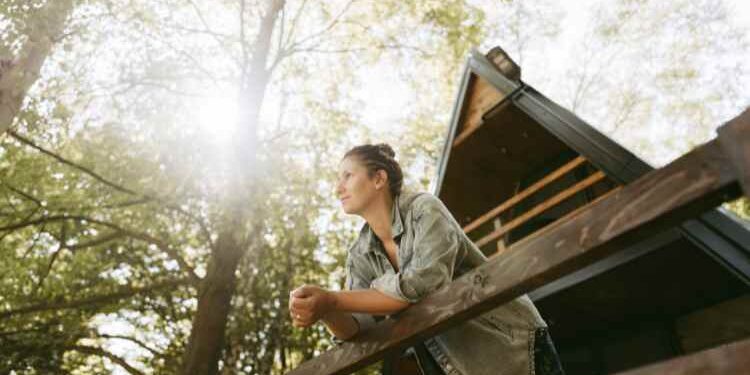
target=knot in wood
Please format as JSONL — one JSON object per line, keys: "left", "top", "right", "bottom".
{"left": 473, "top": 272, "right": 489, "bottom": 288}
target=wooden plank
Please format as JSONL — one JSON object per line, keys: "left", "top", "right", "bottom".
{"left": 475, "top": 170, "right": 606, "bottom": 248}
{"left": 286, "top": 134, "right": 743, "bottom": 375}
{"left": 511, "top": 186, "right": 621, "bottom": 250}
{"left": 718, "top": 107, "right": 750, "bottom": 196}
{"left": 463, "top": 156, "right": 588, "bottom": 234}
{"left": 528, "top": 226, "right": 678, "bottom": 301}
{"left": 610, "top": 338, "right": 750, "bottom": 375}
{"left": 674, "top": 294, "right": 750, "bottom": 353}
{"left": 452, "top": 76, "right": 506, "bottom": 148}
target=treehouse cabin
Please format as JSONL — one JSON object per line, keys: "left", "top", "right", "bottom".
{"left": 433, "top": 47, "right": 750, "bottom": 374}
{"left": 287, "top": 47, "right": 750, "bottom": 375}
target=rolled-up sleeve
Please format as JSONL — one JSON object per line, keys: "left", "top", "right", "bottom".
{"left": 344, "top": 255, "right": 377, "bottom": 333}
{"left": 371, "top": 197, "right": 463, "bottom": 303}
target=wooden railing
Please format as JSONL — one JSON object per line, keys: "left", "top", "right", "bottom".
{"left": 462, "top": 155, "right": 612, "bottom": 250}
{"left": 462, "top": 155, "right": 588, "bottom": 234}
{"left": 286, "top": 108, "right": 750, "bottom": 375}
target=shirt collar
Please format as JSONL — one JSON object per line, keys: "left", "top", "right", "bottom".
{"left": 391, "top": 194, "right": 405, "bottom": 239}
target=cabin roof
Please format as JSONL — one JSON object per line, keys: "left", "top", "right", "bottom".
{"left": 433, "top": 48, "right": 750, "bottom": 342}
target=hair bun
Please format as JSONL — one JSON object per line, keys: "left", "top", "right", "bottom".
{"left": 375, "top": 143, "right": 396, "bottom": 158}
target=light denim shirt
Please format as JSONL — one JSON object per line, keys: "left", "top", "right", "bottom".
{"left": 343, "top": 191, "right": 547, "bottom": 375}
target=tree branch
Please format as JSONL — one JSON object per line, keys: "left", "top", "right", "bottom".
{"left": 69, "top": 345, "right": 146, "bottom": 375}
{"left": 0, "top": 0, "right": 76, "bottom": 135}
{"left": 0, "top": 278, "right": 191, "bottom": 319}
{"left": 33, "top": 229, "right": 128, "bottom": 293}
{"left": 282, "top": 0, "right": 310, "bottom": 50}
{"left": 7, "top": 130, "right": 139, "bottom": 196}
{"left": 96, "top": 333, "right": 165, "bottom": 358}
{"left": 1, "top": 181, "right": 43, "bottom": 207}
{"left": 184, "top": 0, "right": 243, "bottom": 68}
{"left": 33, "top": 221, "right": 68, "bottom": 292}
{"left": 19, "top": 208, "right": 45, "bottom": 258}
{"left": 6, "top": 130, "right": 215, "bottom": 249}
{"left": 1, "top": 214, "right": 202, "bottom": 284}
{"left": 283, "top": 0, "right": 358, "bottom": 53}
{"left": 272, "top": 0, "right": 359, "bottom": 71}
{"left": 67, "top": 230, "right": 127, "bottom": 251}
{"left": 240, "top": 0, "right": 250, "bottom": 83}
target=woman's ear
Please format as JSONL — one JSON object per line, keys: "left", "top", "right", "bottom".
{"left": 375, "top": 169, "right": 388, "bottom": 190}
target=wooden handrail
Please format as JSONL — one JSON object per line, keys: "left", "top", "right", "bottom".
{"left": 463, "top": 155, "right": 588, "bottom": 234}
{"left": 474, "top": 170, "right": 606, "bottom": 247}
{"left": 286, "top": 109, "right": 749, "bottom": 375}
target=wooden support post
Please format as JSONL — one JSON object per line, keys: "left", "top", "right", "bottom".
{"left": 492, "top": 217, "right": 507, "bottom": 255}
{"left": 286, "top": 129, "right": 745, "bottom": 375}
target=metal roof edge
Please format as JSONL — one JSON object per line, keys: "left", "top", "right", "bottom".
{"left": 433, "top": 54, "right": 474, "bottom": 197}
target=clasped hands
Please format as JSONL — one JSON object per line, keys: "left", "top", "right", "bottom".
{"left": 288, "top": 285, "right": 337, "bottom": 328}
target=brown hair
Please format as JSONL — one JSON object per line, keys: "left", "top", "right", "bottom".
{"left": 343, "top": 143, "right": 404, "bottom": 197}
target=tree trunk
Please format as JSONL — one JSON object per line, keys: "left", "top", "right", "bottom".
{"left": 0, "top": 0, "right": 76, "bottom": 135}
{"left": 179, "top": 1, "right": 285, "bottom": 374}
{"left": 179, "top": 225, "right": 247, "bottom": 375}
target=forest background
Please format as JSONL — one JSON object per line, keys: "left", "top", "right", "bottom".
{"left": 1, "top": 0, "right": 749, "bottom": 374}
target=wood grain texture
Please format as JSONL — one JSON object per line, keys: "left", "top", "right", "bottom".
{"left": 287, "top": 137, "right": 744, "bottom": 375}
{"left": 609, "top": 338, "right": 750, "bottom": 375}
{"left": 452, "top": 76, "right": 506, "bottom": 148}
{"left": 718, "top": 107, "right": 750, "bottom": 197}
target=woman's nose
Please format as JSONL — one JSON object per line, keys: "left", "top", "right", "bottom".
{"left": 335, "top": 181, "right": 345, "bottom": 197}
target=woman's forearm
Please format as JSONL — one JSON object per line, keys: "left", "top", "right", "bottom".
{"left": 333, "top": 288, "right": 410, "bottom": 316}
{"left": 290, "top": 286, "right": 411, "bottom": 340}
{"left": 321, "top": 289, "right": 410, "bottom": 340}
{"left": 320, "top": 310, "right": 359, "bottom": 340}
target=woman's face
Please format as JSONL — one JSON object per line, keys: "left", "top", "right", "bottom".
{"left": 336, "top": 156, "right": 383, "bottom": 215}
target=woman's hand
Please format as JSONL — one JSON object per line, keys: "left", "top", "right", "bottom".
{"left": 289, "top": 285, "right": 337, "bottom": 328}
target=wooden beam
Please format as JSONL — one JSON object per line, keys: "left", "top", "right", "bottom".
{"left": 286, "top": 132, "right": 745, "bottom": 375}
{"left": 718, "top": 107, "right": 750, "bottom": 197}
{"left": 452, "top": 76, "right": 506, "bottom": 148}
{"left": 529, "top": 226, "right": 679, "bottom": 301}
{"left": 611, "top": 338, "right": 750, "bottom": 375}
{"left": 463, "top": 156, "right": 588, "bottom": 234}
{"left": 475, "top": 170, "right": 606, "bottom": 248}
{"left": 511, "top": 186, "right": 621, "bottom": 250}
{"left": 486, "top": 46, "right": 521, "bottom": 82}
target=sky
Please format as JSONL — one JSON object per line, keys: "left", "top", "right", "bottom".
{"left": 354, "top": 0, "right": 750, "bottom": 168}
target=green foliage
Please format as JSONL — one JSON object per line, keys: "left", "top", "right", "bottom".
{"left": 1, "top": 0, "right": 490, "bottom": 373}
{"left": 725, "top": 197, "right": 750, "bottom": 220}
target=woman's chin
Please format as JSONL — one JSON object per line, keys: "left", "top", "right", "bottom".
{"left": 341, "top": 203, "right": 358, "bottom": 215}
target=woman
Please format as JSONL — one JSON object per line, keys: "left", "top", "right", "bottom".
{"left": 289, "top": 144, "right": 564, "bottom": 375}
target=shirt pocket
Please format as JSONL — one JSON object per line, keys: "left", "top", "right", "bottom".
{"left": 476, "top": 314, "right": 516, "bottom": 343}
